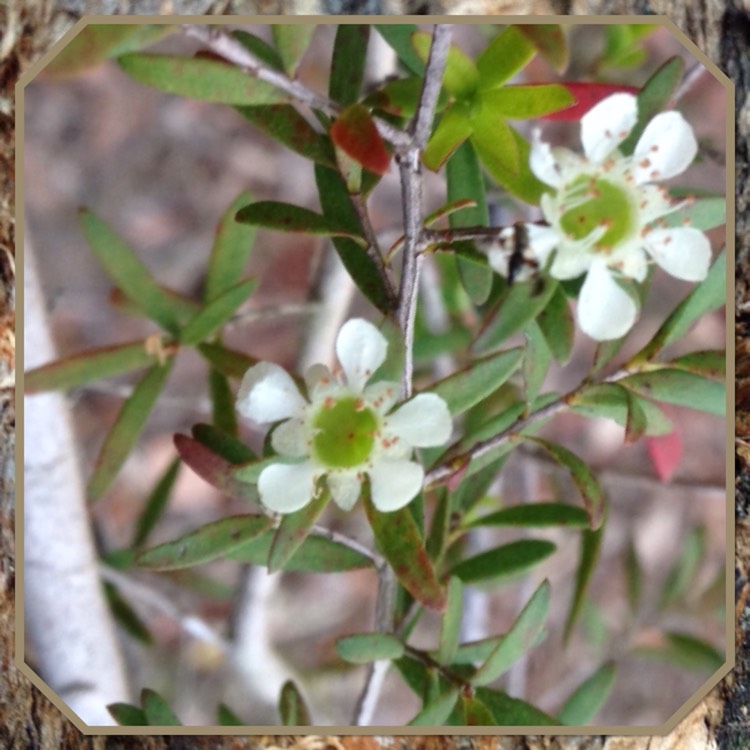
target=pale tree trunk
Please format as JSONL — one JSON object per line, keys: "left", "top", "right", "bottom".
{"left": 2, "top": 0, "right": 747, "bottom": 747}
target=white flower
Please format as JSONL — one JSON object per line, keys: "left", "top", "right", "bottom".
{"left": 235, "top": 318, "right": 453, "bottom": 514}
{"left": 520, "top": 92, "right": 712, "bottom": 340}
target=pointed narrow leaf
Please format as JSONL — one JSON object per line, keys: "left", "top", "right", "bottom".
{"left": 452, "top": 540, "right": 556, "bottom": 585}
{"left": 141, "top": 688, "right": 182, "bottom": 726}
{"left": 330, "top": 25, "right": 369, "bottom": 105}
{"left": 132, "top": 458, "right": 181, "bottom": 548}
{"left": 477, "top": 26, "right": 535, "bottom": 90}
{"left": 79, "top": 209, "right": 183, "bottom": 334}
{"left": 268, "top": 485, "right": 330, "bottom": 572}
{"left": 374, "top": 24, "right": 424, "bottom": 76}
{"left": 208, "top": 367, "right": 237, "bottom": 435}
{"left": 559, "top": 662, "right": 616, "bottom": 725}
{"left": 517, "top": 25, "right": 568, "bottom": 73}
{"left": 624, "top": 534, "right": 642, "bottom": 615}
{"left": 331, "top": 103, "right": 390, "bottom": 175}
{"left": 336, "top": 633, "right": 405, "bottom": 664}
{"left": 104, "top": 582, "right": 152, "bottom": 645}
{"left": 232, "top": 30, "right": 283, "bottom": 71}
{"left": 462, "top": 695, "right": 496, "bottom": 726}
{"left": 479, "top": 84, "right": 574, "bottom": 120}
{"left": 108, "top": 703, "right": 148, "bottom": 726}
{"left": 108, "top": 285, "right": 198, "bottom": 324}
{"left": 423, "top": 103, "right": 473, "bottom": 171}
{"left": 412, "top": 31, "right": 479, "bottom": 99}
{"left": 198, "top": 342, "right": 257, "bottom": 379}
{"left": 137, "top": 514, "right": 272, "bottom": 570}
{"left": 217, "top": 703, "right": 244, "bottom": 726}
{"left": 279, "top": 680, "right": 312, "bottom": 726}
{"left": 118, "top": 53, "right": 288, "bottom": 105}
{"left": 620, "top": 369, "right": 725, "bottom": 416}
{"left": 474, "top": 687, "right": 558, "bottom": 726}
{"left": 409, "top": 688, "right": 460, "bottom": 726}
{"left": 472, "top": 581, "right": 550, "bottom": 686}
{"left": 205, "top": 191, "right": 257, "bottom": 303}
{"left": 437, "top": 577, "right": 463, "bottom": 665}
{"left": 25, "top": 339, "right": 168, "bottom": 393}
{"left": 432, "top": 347, "right": 523, "bottom": 417}
{"left": 523, "top": 321, "right": 551, "bottom": 406}
{"left": 525, "top": 437, "right": 605, "bottom": 529}
{"left": 470, "top": 110, "right": 519, "bottom": 174}
{"left": 468, "top": 502, "right": 589, "bottom": 529}
{"left": 564, "top": 522, "right": 605, "bottom": 641}
{"left": 363, "top": 491, "right": 446, "bottom": 612}
{"left": 88, "top": 362, "right": 173, "bottom": 501}
{"left": 633, "top": 631, "right": 724, "bottom": 673}
{"left": 659, "top": 526, "right": 705, "bottom": 610}
{"left": 272, "top": 25, "right": 316, "bottom": 76}
{"left": 192, "top": 423, "right": 256, "bottom": 463}
{"left": 623, "top": 385, "right": 648, "bottom": 444}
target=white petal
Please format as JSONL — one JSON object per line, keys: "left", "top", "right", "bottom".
{"left": 385, "top": 393, "right": 452, "bottom": 448}
{"left": 368, "top": 459, "right": 425, "bottom": 512}
{"left": 327, "top": 472, "right": 361, "bottom": 511}
{"left": 258, "top": 461, "right": 318, "bottom": 513}
{"left": 236, "top": 362, "right": 307, "bottom": 423}
{"left": 636, "top": 184, "right": 676, "bottom": 223}
{"left": 271, "top": 418, "right": 309, "bottom": 457}
{"left": 526, "top": 224, "right": 561, "bottom": 267}
{"left": 612, "top": 243, "right": 648, "bottom": 282}
{"left": 529, "top": 129, "right": 563, "bottom": 188}
{"left": 580, "top": 93, "right": 637, "bottom": 163}
{"left": 643, "top": 227, "right": 711, "bottom": 281}
{"left": 335, "top": 318, "right": 388, "bottom": 392}
{"left": 363, "top": 380, "right": 401, "bottom": 414}
{"left": 633, "top": 111, "right": 697, "bottom": 184}
{"left": 577, "top": 260, "right": 638, "bottom": 341}
{"left": 550, "top": 244, "right": 592, "bottom": 280}
{"left": 304, "top": 363, "right": 337, "bottom": 401}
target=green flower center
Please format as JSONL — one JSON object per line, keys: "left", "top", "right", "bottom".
{"left": 559, "top": 177, "right": 634, "bottom": 252}
{"left": 312, "top": 396, "right": 378, "bottom": 468}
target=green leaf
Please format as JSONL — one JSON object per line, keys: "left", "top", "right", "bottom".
{"left": 227, "top": 530, "right": 374, "bottom": 572}
{"left": 558, "top": 662, "right": 616, "bottom": 725}
{"left": 623, "top": 384, "right": 648, "bottom": 444}
{"left": 232, "top": 30, "right": 284, "bottom": 70}
{"left": 88, "top": 362, "right": 174, "bottom": 501}
{"left": 278, "top": 680, "right": 311, "bottom": 726}
{"left": 25, "top": 339, "right": 165, "bottom": 393}
{"left": 217, "top": 703, "right": 244, "bottom": 726}
{"left": 476, "top": 26, "right": 535, "bottom": 90}
{"left": 633, "top": 631, "right": 724, "bottom": 673}
{"left": 659, "top": 526, "right": 705, "bottom": 610}
{"left": 132, "top": 458, "right": 181, "bottom": 548}
{"left": 408, "top": 688, "right": 460, "bottom": 726}
{"left": 564, "top": 521, "right": 605, "bottom": 641}
{"left": 366, "top": 75, "right": 448, "bottom": 118}
{"left": 667, "top": 349, "right": 725, "bottom": 378}
{"left": 525, "top": 437, "right": 605, "bottom": 530}
{"left": 470, "top": 108, "right": 519, "bottom": 174}
{"left": 267, "top": 485, "right": 330, "bottom": 573}
{"left": 180, "top": 278, "right": 257, "bottom": 346}
{"left": 109, "top": 284, "right": 198, "bottom": 324}
{"left": 537, "top": 283, "right": 574, "bottom": 364}
{"left": 432, "top": 347, "right": 523, "bottom": 417}
{"left": 468, "top": 502, "right": 589, "bottom": 529}
{"left": 471, "top": 580, "right": 550, "bottom": 686}
{"left": 600, "top": 24, "right": 656, "bottom": 70}
{"left": 315, "top": 164, "right": 393, "bottom": 314}
{"left": 620, "top": 368, "right": 725, "bottom": 416}
{"left": 476, "top": 277, "right": 558, "bottom": 351}
{"left": 330, "top": 25, "right": 369, "bottom": 105}
{"left": 452, "top": 539, "right": 556, "bottom": 585}
{"left": 374, "top": 24, "right": 424, "bottom": 76}
{"left": 624, "top": 534, "right": 642, "bottom": 615}
{"left": 363, "top": 490, "right": 446, "bottom": 612}
{"left": 412, "top": 31, "right": 479, "bottom": 99}
{"left": 446, "top": 139, "right": 492, "bottom": 305}
{"left": 208, "top": 367, "right": 237, "bottom": 435}
{"left": 198, "top": 342, "right": 257, "bottom": 379}
{"left": 437, "top": 577, "right": 464, "bottom": 665}
{"left": 517, "top": 25, "right": 568, "bottom": 73}
{"left": 141, "top": 688, "right": 182, "bottom": 726}
{"left": 117, "top": 53, "right": 288, "bottom": 105}
{"left": 462, "top": 695, "right": 496, "bottom": 726}
{"left": 474, "top": 687, "right": 558, "bottom": 726}
{"left": 79, "top": 209, "right": 183, "bottom": 334}
{"left": 523, "top": 321, "right": 551, "bottom": 407}
{"left": 235, "top": 200, "right": 364, "bottom": 242}
{"left": 422, "top": 103, "right": 473, "bottom": 171}
{"left": 108, "top": 702, "right": 148, "bottom": 726}
{"left": 205, "top": 191, "right": 257, "bottom": 303}
{"left": 192, "top": 423, "right": 256, "bottom": 463}
{"left": 478, "top": 84, "right": 574, "bottom": 119}
{"left": 272, "top": 25, "right": 316, "bottom": 76}
{"left": 104, "top": 581, "right": 152, "bottom": 645}
{"left": 136, "top": 514, "right": 273, "bottom": 570}
{"left": 336, "top": 633, "right": 405, "bottom": 664}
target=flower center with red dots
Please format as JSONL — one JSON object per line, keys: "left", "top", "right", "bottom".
{"left": 312, "top": 397, "right": 378, "bottom": 468}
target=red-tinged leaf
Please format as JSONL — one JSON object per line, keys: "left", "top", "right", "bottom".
{"left": 330, "top": 103, "right": 391, "bottom": 175}
{"left": 538, "top": 82, "right": 639, "bottom": 121}
{"left": 174, "top": 433, "right": 258, "bottom": 501}
{"left": 362, "top": 488, "right": 446, "bottom": 612}
{"left": 646, "top": 426, "right": 683, "bottom": 483}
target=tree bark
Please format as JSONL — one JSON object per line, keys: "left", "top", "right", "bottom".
{"left": 2, "top": 0, "right": 747, "bottom": 747}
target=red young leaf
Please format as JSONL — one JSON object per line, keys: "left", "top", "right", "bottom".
{"left": 533, "top": 82, "right": 639, "bottom": 121}
{"left": 330, "top": 103, "right": 391, "bottom": 175}
{"left": 646, "top": 427, "right": 683, "bottom": 483}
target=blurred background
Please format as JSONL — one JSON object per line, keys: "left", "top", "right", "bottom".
{"left": 23, "top": 22, "right": 728, "bottom": 727}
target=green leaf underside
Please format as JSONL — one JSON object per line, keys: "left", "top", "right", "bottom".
{"left": 136, "top": 514, "right": 273, "bottom": 570}
{"left": 468, "top": 502, "right": 589, "bottom": 529}
{"left": 336, "top": 633, "right": 405, "bottom": 664}
{"left": 25, "top": 339, "right": 163, "bottom": 393}
{"left": 525, "top": 437, "right": 605, "bottom": 529}
{"left": 108, "top": 703, "right": 148, "bottom": 726}
{"left": 118, "top": 53, "right": 288, "bottom": 105}
{"left": 272, "top": 25, "right": 316, "bottom": 76}
{"left": 667, "top": 349, "right": 726, "bottom": 378}
{"left": 620, "top": 369, "right": 725, "bottom": 416}
{"left": 227, "top": 531, "right": 374, "bottom": 572}
{"left": 558, "top": 662, "right": 616, "bottom": 725}
{"left": 451, "top": 539, "right": 556, "bottom": 584}
{"left": 79, "top": 210, "right": 182, "bottom": 335}
{"left": 198, "top": 342, "right": 257, "bottom": 379}
{"left": 132, "top": 458, "right": 181, "bottom": 548}
{"left": 432, "top": 347, "right": 523, "bottom": 417}
{"left": 472, "top": 580, "right": 550, "bottom": 686}
{"left": 279, "top": 680, "right": 312, "bottom": 726}
{"left": 141, "top": 688, "right": 182, "bottom": 726}
{"left": 363, "top": 491, "right": 446, "bottom": 611}
{"left": 180, "top": 278, "right": 257, "bottom": 345}
{"left": 88, "top": 362, "right": 174, "bottom": 501}
{"left": 565, "top": 523, "right": 605, "bottom": 641}
{"left": 268, "top": 486, "right": 330, "bottom": 573}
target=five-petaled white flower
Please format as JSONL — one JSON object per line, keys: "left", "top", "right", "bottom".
{"left": 235, "top": 318, "right": 453, "bottom": 514}
{"left": 498, "top": 92, "right": 712, "bottom": 341}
